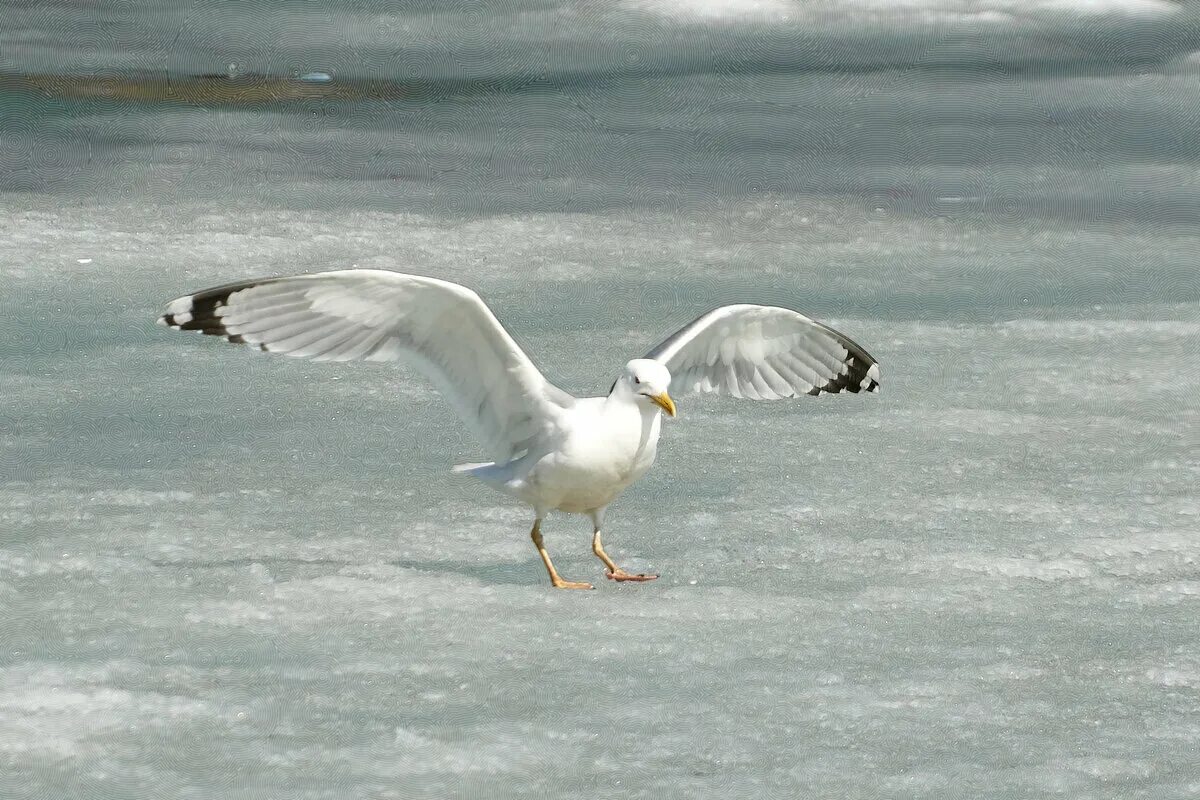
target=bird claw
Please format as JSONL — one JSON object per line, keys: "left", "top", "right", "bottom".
{"left": 605, "top": 570, "right": 659, "bottom": 582}
{"left": 552, "top": 579, "right": 595, "bottom": 590}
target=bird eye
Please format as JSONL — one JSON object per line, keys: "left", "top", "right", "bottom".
{"left": 634, "top": 377, "right": 641, "bottom": 384}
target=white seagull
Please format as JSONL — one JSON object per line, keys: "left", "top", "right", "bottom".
{"left": 158, "top": 269, "right": 880, "bottom": 589}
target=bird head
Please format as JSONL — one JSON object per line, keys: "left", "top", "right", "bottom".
{"left": 615, "top": 358, "right": 675, "bottom": 417}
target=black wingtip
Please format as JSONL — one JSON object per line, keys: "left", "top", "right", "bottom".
{"left": 159, "top": 277, "right": 279, "bottom": 345}
{"left": 812, "top": 323, "right": 881, "bottom": 396}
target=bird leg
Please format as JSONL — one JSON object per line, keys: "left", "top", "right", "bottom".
{"left": 531, "top": 520, "right": 593, "bottom": 590}
{"left": 592, "top": 529, "right": 658, "bottom": 582}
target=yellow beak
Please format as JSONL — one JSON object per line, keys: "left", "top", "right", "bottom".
{"left": 650, "top": 391, "right": 676, "bottom": 417}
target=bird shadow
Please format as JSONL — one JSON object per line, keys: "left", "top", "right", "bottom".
{"left": 144, "top": 555, "right": 546, "bottom": 586}
{"left": 386, "top": 558, "right": 547, "bottom": 586}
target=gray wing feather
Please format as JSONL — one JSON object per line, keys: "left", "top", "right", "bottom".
{"left": 158, "top": 269, "right": 574, "bottom": 461}
{"left": 644, "top": 304, "right": 880, "bottom": 399}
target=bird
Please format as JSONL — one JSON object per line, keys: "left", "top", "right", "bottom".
{"left": 158, "top": 269, "right": 880, "bottom": 589}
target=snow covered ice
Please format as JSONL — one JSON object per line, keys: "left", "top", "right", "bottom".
{"left": 2, "top": 1, "right": 1200, "bottom": 798}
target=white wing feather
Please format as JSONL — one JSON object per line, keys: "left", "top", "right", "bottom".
{"left": 644, "top": 304, "right": 881, "bottom": 399}
{"left": 158, "top": 269, "right": 574, "bottom": 461}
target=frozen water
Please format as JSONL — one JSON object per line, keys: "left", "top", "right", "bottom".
{"left": 2, "top": 2, "right": 1200, "bottom": 798}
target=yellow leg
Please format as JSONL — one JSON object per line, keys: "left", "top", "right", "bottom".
{"left": 532, "top": 520, "right": 593, "bottom": 590}
{"left": 592, "top": 529, "right": 658, "bottom": 582}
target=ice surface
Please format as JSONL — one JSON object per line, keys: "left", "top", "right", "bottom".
{"left": 3, "top": 3, "right": 1200, "bottom": 798}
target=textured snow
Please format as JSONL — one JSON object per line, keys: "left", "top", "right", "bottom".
{"left": 3, "top": 199, "right": 1197, "bottom": 797}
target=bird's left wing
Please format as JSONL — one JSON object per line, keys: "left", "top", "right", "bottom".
{"left": 643, "top": 304, "right": 880, "bottom": 399}
{"left": 158, "top": 269, "right": 574, "bottom": 461}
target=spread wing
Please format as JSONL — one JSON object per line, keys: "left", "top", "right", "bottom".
{"left": 644, "top": 304, "right": 881, "bottom": 399}
{"left": 158, "top": 269, "right": 574, "bottom": 461}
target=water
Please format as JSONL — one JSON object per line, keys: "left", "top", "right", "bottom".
{"left": 2, "top": 2, "right": 1200, "bottom": 798}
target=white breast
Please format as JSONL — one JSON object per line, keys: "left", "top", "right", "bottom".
{"left": 526, "top": 396, "right": 662, "bottom": 514}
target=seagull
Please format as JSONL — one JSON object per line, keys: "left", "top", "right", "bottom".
{"left": 158, "top": 269, "right": 880, "bottom": 589}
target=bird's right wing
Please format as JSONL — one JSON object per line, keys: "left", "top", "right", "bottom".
{"left": 158, "top": 269, "right": 574, "bottom": 461}
{"left": 644, "top": 304, "right": 880, "bottom": 399}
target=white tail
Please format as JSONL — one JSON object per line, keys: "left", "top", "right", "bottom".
{"left": 451, "top": 461, "right": 494, "bottom": 475}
